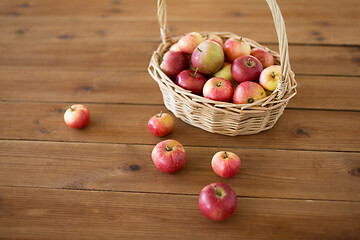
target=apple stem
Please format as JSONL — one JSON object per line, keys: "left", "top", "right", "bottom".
{"left": 217, "top": 81, "right": 222, "bottom": 87}
{"left": 197, "top": 47, "right": 203, "bottom": 53}
{"left": 156, "top": 52, "right": 164, "bottom": 61}
{"left": 224, "top": 151, "right": 228, "bottom": 158}
{"left": 248, "top": 98, "right": 254, "bottom": 103}
{"left": 191, "top": 68, "right": 198, "bottom": 77}
{"left": 240, "top": 37, "right": 243, "bottom": 41}
{"left": 69, "top": 106, "right": 74, "bottom": 111}
{"left": 158, "top": 111, "right": 163, "bottom": 118}
{"left": 165, "top": 145, "right": 171, "bottom": 151}
{"left": 271, "top": 71, "right": 275, "bottom": 78}
{"left": 213, "top": 185, "right": 221, "bottom": 197}
{"left": 247, "top": 58, "right": 252, "bottom": 65}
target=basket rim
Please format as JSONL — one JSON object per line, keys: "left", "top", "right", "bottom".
{"left": 148, "top": 31, "right": 297, "bottom": 112}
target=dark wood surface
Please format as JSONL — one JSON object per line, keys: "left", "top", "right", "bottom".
{"left": 0, "top": 0, "right": 359, "bottom": 239}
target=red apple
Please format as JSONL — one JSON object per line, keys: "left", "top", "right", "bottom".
{"left": 160, "top": 51, "right": 189, "bottom": 80}
{"left": 233, "top": 81, "right": 267, "bottom": 104}
{"left": 64, "top": 104, "right": 90, "bottom": 129}
{"left": 178, "top": 32, "right": 204, "bottom": 54}
{"left": 199, "top": 182, "right": 237, "bottom": 221}
{"left": 250, "top": 48, "right": 275, "bottom": 68}
{"left": 223, "top": 37, "right": 251, "bottom": 62}
{"left": 148, "top": 111, "right": 174, "bottom": 137}
{"left": 207, "top": 34, "right": 224, "bottom": 48}
{"left": 191, "top": 40, "right": 225, "bottom": 75}
{"left": 175, "top": 69, "right": 207, "bottom": 95}
{"left": 211, "top": 151, "right": 241, "bottom": 178}
{"left": 259, "top": 65, "right": 281, "bottom": 91}
{"left": 231, "top": 55, "right": 262, "bottom": 83}
{"left": 151, "top": 139, "right": 186, "bottom": 174}
{"left": 203, "top": 77, "right": 234, "bottom": 102}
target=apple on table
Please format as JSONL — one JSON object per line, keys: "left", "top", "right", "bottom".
{"left": 151, "top": 139, "right": 186, "bottom": 174}
{"left": 64, "top": 104, "right": 90, "bottom": 129}
{"left": 211, "top": 151, "right": 241, "bottom": 178}
{"left": 199, "top": 182, "right": 237, "bottom": 221}
{"left": 148, "top": 111, "right": 174, "bottom": 137}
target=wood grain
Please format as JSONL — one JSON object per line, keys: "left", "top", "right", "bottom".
{"left": 0, "top": 40, "right": 360, "bottom": 76}
{"left": 1, "top": 140, "right": 359, "bottom": 201}
{"left": 0, "top": 42, "right": 359, "bottom": 76}
{"left": 0, "top": 0, "right": 359, "bottom": 239}
{"left": 0, "top": 102, "right": 359, "bottom": 152}
{"left": 0, "top": 17, "right": 358, "bottom": 45}
{"left": 0, "top": 68, "right": 359, "bottom": 111}
{"left": 0, "top": 0, "right": 358, "bottom": 45}
{"left": 0, "top": 186, "right": 359, "bottom": 240}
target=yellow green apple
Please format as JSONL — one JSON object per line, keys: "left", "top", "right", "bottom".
{"left": 233, "top": 81, "right": 267, "bottom": 104}
{"left": 178, "top": 32, "right": 204, "bottom": 54}
{"left": 191, "top": 40, "right": 224, "bottom": 75}
{"left": 259, "top": 65, "right": 281, "bottom": 91}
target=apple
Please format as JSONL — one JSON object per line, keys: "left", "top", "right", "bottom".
{"left": 203, "top": 77, "right": 234, "bottom": 102}
{"left": 160, "top": 51, "right": 189, "bottom": 80}
{"left": 191, "top": 40, "right": 225, "bottom": 75}
{"left": 175, "top": 69, "right": 207, "bottom": 95}
{"left": 231, "top": 55, "right": 262, "bottom": 83}
{"left": 211, "top": 151, "right": 241, "bottom": 178}
{"left": 250, "top": 48, "right": 275, "bottom": 68}
{"left": 178, "top": 32, "right": 204, "bottom": 54}
{"left": 259, "top": 65, "right": 281, "bottom": 91}
{"left": 223, "top": 37, "right": 251, "bottom": 62}
{"left": 64, "top": 104, "right": 90, "bottom": 129}
{"left": 233, "top": 81, "right": 267, "bottom": 104}
{"left": 213, "top": 62, "right": 232, "bottom": 81}
{"left": 169, "top": 43, "right": 181, "bottom": 52}
{"left": 199, "top": 182, "right": 237, "bottom": 221}
{"left": 151, "top": 139, "right": 186, "bottom": 174}
{"left": 207, "top": 34, "right": 224, "bottom": 48}
{"left": 148, "top": 111, "right": 174, "bottom": 137}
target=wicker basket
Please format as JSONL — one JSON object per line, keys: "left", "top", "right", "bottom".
{"left": 148, "top": 0, "right": 297, "bottom": 136}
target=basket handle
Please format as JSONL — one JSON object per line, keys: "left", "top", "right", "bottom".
{"left": 157, "top": 0, "right": 290, "bottom": 100}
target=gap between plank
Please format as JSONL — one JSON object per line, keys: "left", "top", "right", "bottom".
{"left": 0, "top": 99, "right": 359, "bottom": 113}
{"left": 1, "top": 184, "right": 359, "bottom": 204}
{"left": 1, "top": 138, "right": 359, "bottom": 154}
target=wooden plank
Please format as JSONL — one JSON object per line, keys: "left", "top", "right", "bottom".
{"left": 0, "top": 140, "right": 359, "bottom": 201}
{"left": 0, "top": 68, "right": 359, "bottom": 111}
{"left": 0, "top": 0, "right": 358, "bottom": 25}
{"left": 0, "top": 16, "right": 358, "bottom": 45}
{"left": 0, "top": 186, "right": 359, "bottom": 240}
{"left": 0, "top": 102, "right": 359, "bottom": 152}
{"left": 0, "top": 42, "right": 359, "bottom": 76}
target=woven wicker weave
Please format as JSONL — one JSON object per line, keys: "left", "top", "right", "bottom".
{"left": 148, "top": 0, "right": 297, "bottom": 136}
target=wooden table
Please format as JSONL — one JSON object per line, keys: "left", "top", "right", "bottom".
{"left": 0, "top": 0, "right": 359, "bottom": 239}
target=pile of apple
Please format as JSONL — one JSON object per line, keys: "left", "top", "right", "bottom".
{"left": 62, "top": 105, "right": 239, "bottom": 221}
{"left": 159, "top": 32, "right": 281, "bottom": 104}
{"left": 148, "top": 111, "right": 240, "bottom": 222}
